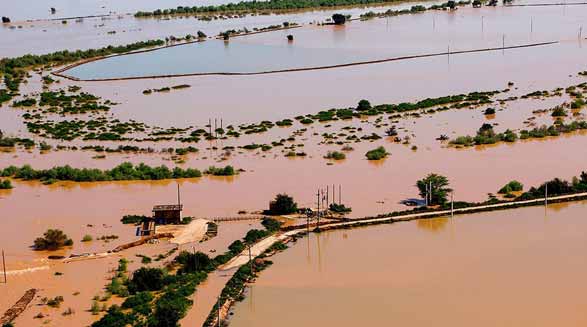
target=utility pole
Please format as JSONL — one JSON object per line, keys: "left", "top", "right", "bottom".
{"left": 531, "top": 17, "right": 533, "bottom": 34}
{"left": 339, "top": 184, "right": 341, "bottom": 204}
{"left": 451, "top": 192, "right": 454, "bottom": 218}
{"left": 192, "top": 246, "right": 198, "bottom": 271}
{"left": 545, "top": 183, "right": 548, "bottom": 206}
{"left": 217, "top": 295, "right": 221, "bottom": 327}
{"left": 2, "top": 250, "right": 6, "bottom": 284}
{"left": 177, "top": 183, "right": 181, "bottom": 207}
{"left": 425, "top": 183, "right": 429, "bottom": 207}
{"left": 248, "top": 244, "right": 253, "bottom": 273}
{"left": 316, "top": 189, "right": 320, "bottom": 227}
{"left": 316, "top": 189, "right": 321, "bottom": 228}
{"left": 481, "top": 16, "right": 484, "bottom": 33}
{"left": 429, "top": 181, "right": 433, "bottom": 206}
{"left": 209, "top": 118, "right": 212, "bottom": 136}
{"left": 326, "top": 186, "right": 329, "bottom": 208}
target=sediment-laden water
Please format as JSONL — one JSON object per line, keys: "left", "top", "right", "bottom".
{"left": 230, "top": 201, "right": 587, "bottom": 327}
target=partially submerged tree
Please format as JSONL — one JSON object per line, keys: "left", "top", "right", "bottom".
{"left": 498, "top": 180, "right": 523, "bottom": 194}
{"left": 332, "top": 13, "right": 346, "bottom": 25}
{"left": 267, "top": 194, "right": 298, "bottom": 215}
{"left": 356, "top": 99, "right": 372, "bottom": 111}
{"left": 416, "top": 173, "right": 452, "bottom": 205}
{"left": 33, "top": 229, "right": 73, "bottom": 250}
{"left": 127, "top": 267, "right": 165, "bottom": 293}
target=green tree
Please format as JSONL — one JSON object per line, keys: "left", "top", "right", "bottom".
{"left": 498, "top": 180, "right": 523, "bottom": 194}
{"left": 268, "top": 194, "right": 298, "bottom": 215}
{"left": 127, "top": 268, "right": 165, "bottom": 293}
{"left": 356, "top": 99, "right": 372, "bottom": 111}
{"left": 416, "top": 173, "right": 452, "bottom": 205}
{"left": 91, "top": 305, "right": 132, "bottom": 327}
{"left": 332, "top": 13, "right": 347, "bottom": 25}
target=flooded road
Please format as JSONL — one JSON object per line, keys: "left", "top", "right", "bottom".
{"left": 230, "top": 201, "right": 587, "bottom": 327}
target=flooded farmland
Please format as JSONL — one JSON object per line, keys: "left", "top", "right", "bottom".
{"left": 230, "top": 201, "right": 587, "bottom": 327}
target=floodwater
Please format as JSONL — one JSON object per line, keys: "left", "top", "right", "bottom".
{"left": 2, "top": 2, "right": 587, "bottom": 325}
{"left": 42, "top": 9, "right": 587, "bottom": 127}
{"left": 230, "top": 201, "right": 587, "bottom": 327}
{"left": 0, "top": 0, "right": 444, "bottom": 57}
{"left": 0, "top": 219, "right": 257, "bottom": 327}
{"left": 0, "top": 0, "right": 245, "bottom": 21}
{"left": 62, "top": 4, "right": 585, "bottom": 79}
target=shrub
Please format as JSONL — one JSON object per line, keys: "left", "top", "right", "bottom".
{"left": 205, "top": 165, "right": 235, "bottom": 176}
{"left": 324, "top": 151, "right": 346, "bottom": 160}
{"left": 329, "top": 203, "right": 352, "bottom": 213}
{"left": 244, "top": 229, "right": 270, "bottom": 244}
{"left": 81, "top": 234, "right": 93, "bottom": 242}
{"left": 498, "top": 180, "right": 524, "bottom": 194}
{"left": 120, "top": 215, "right": 148, "bottom": 225}
{"left": 365, "top": 146, "right": 388, "bottom": 160}
{"left": 228, "top": 240, "right": 245, "bottom": 254}
{"left": 121, "top": 291, "right": 153, "bottom": 315}
{"left": 90, "top": 301, "right": 100, "bottom": 315}
{"left": 0, "top": 180, "right": 13, "bottom": 189}
{"left": 261, "top": 217, "right": 283, "bottom": 232}
{"left": 551, "top": 106, "right": 567, "bottom": 117}
{"left": 91, "top": 305, "right": 133, "bottom": 327}
{"left": 46, "top": 296, "right": 64, "bottom": 308}
{"left": 33, "top": 229, "right": 73, "bottom": 250}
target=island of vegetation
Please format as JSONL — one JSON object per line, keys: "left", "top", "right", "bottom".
{"left": 0, "top": 162, "right": 227, "bottom": 184}
{"left": 134, "top": 0, "right": 441, "bottom": 18}
{"left": 33, "top": 229, "right": 73, "bottom": 251}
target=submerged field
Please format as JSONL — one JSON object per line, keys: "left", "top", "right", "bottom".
{"left": 230, "top": 201, "right": 587, "bottom": 327}
{"left": 1, "top": 0, "right": 587, "bottom": 326}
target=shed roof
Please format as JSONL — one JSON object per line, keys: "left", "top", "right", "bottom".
{"left": 152, "top": 204, "right": 183, "bottom": 212}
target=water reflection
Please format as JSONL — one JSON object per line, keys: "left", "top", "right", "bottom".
{"left": 416, "top": 217, "right": 449, "bottom": 232}
{"left": 230, "top": 202, "right": 587, "bottom": 327}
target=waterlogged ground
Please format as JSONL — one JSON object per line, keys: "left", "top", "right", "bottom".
{"left": 230, "top": 201, "right": 587, "bottom": 327}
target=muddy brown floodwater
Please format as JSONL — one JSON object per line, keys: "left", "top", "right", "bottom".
{"left": 0, "top": 220, "right": 258, "bottom": 327}
{"left": 230, "top": 201, "right": 587, "bottom": 327}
